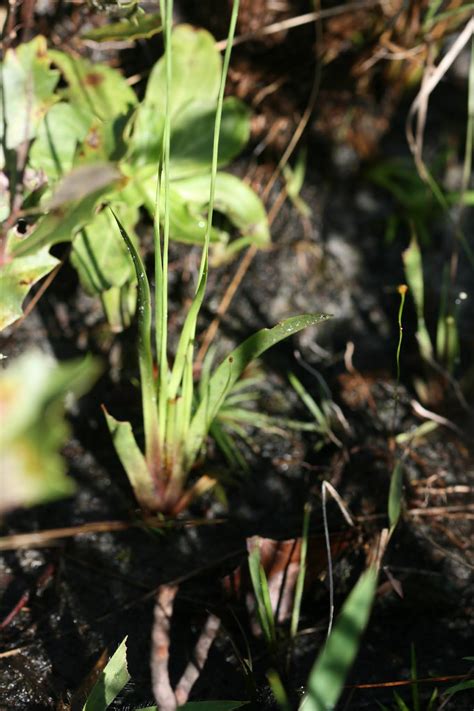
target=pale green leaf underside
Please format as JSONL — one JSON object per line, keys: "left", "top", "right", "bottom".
{"left": 103, "top": 409, "right": 156, "bottom": 506}
{"left": 0, "top": 36, "right": 59, "bottom": 151}
{"left": 0, "top": 246, "right": 59, "bottom": 330}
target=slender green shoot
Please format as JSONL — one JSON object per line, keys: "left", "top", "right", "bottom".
{"left": 462, "top": 38, "right": 474, "bottom": 194}
{"left": 423, "top": 3, "right": 474, "bottom": 31}
{"left": 290, "top": 502, "right": 311, "bottom": 640}
{"left": 248, "top": 544, "right": 277, "bottom": 653}
{"left": 402, "top": 234, "right": 433, "bottom": 363}
{"left": 156, "top": 0, "right": 173, "bottom": 445}
{"left": 388, "top": 460, "right": 404, "bottom": 531}
{"left": 392, "top": 283, "right": 407, "bottom": 436}
{"left": 395, "top": 284, "right": 407, "bottom": 386}
{"left": 111, "top": 211, "right": 159, "bottom": 466}
{"left": 422, "top": 0, "right": 444, "bottom": 31}
{"left": 411, "top": 644, "right": 420, "bottom": 711}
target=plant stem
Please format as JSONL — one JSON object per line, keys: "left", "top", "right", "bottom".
{"left": 156, "top": 0, "right": 173, "bottom": 448}
{"left": 392, "top": 284, "right": 407, "bottom": 433}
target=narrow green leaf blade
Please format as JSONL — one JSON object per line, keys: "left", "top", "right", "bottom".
{"left": 393, "top": 691, "right": 411, "bottom": 711}
{"left": 248, "top": 544, "right": 276, "bottom": 646}
{"left": 187, "top": 314, "right": 330, "bottom": 466}
{"left": 388, "top": 460, "right": 404, "bottom": 530}
{"left": 301, "top": 567, "right": 378, "bottom": 711}
{"left": 82, "top": 637, "right": 130, "bottom": 711}
{"left": 444, "top": 679, "right": 474, "bottom": 697}
{"left": 402, "top": 235, "right": 433, "bottom": 362}
{"left": 109, "top": 211, "right": 160, "bottom": 470}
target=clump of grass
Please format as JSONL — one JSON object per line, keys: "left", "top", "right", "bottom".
{"left": 105, "top": 0, "right": 329, "bottom": 515}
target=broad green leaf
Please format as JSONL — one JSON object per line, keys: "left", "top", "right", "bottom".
{"left": 0, "top": 36, "right": 59, "bottom": 151}
{"left": 0, "top": 241, "right": 59, "bottom": 331}
{"left": 144, "top": 25, "right": 221, "bottom": 117}
{"left": 127, "top": 25, "right": 222, "bottom": 164}
{"left": 48, "top": 49, "right": 136, "bottom": 122}
{"left": 167, "top": 187, "right": 223, "bottom": 245}
{"left": 402, "top": 235, "right": 433, "bottom": 362}
{"left": 388, "top": 460, "right": 404, "bottom": 530}
{"left": 75, "top": 113, "right": 131, "bottom": 164}
{"left": 137, "top": 170, "right": 268, "bottom": 255}
{"left": 10, "top": 167, "right": 121, "bottom": 258}
{"left": 172, "top": 172, "right": 270, "bottom": 257}
{"left": 301, "top": 567, "right": 378, "bottom": 711}
{"left": 125, "top": 102, "right": 165, "bottom": 166}
{"left": 186, "top": 314, "right": 330, "bottom": 467}
{"left": 29, "top": 102, "right": 91, "bottom": 181}
{"left": 82, "top": 12, "right": 162, "bottom": 42}
{"left": 0, "top": 352, "right": 101, "bottom": 514}
{"left": 169, "top": 98, "right": 250, "bottom": 178}
{"left": 82, "top": 637, "right": 130, "bottom": 711}
{"left": 130, "top": 98, "right": 249, "bottom": 173}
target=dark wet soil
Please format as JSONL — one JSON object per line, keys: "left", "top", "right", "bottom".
{"left": 1, "top": 2, "right": 474, "bottom": 710}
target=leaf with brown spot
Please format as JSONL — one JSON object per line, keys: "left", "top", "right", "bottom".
{"left": 48, "top": 49, "right": 136, "bottom": 122}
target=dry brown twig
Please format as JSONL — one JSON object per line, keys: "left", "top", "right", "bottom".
{"left": 151, "top": 585, "right": 179, "bottom": 711}
{"left": 151, "top": 585, "right": 221, "bottom": 711}
{"left": 215, "top": 0, "right": 383, "bottom": 50}
{"left": 0, "top": 517, "right": 226, "bottom": 551}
